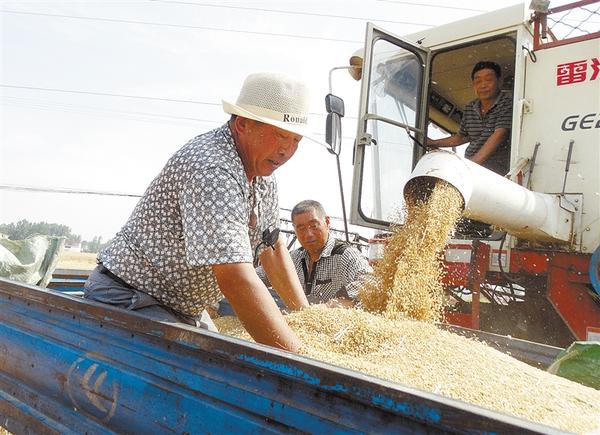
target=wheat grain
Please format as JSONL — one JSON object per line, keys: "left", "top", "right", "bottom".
{"left": 215, "top": 307, "right": 600, "bottom": 434}
{"left": 215, "top": 179, "right": 600, "bottom": 433}
{"left": 361, "top": 180, "right": 463, "bottom": 322}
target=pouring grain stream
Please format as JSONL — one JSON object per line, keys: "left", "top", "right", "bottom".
{"left": 360, "top": 179, "right": 463, "bottom": 322}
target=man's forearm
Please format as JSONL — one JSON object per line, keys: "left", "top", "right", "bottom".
{"left": 212, "top": 262, "right": 301, "bottom": 351}
{"left": 428, "top": 134, "right": 468, "bottom": 148}
{"left": 468, "top": 128, "right": 509, "bottom": 165}
{"left": 260, "top": 238, "right": 309, "bottom": 310}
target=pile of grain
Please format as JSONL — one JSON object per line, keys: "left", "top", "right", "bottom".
{"left": 215, "top": 307, "right": 600, "bottom": 434}
{"left": 216, "top": 178, "right": 600, "bottom": 432}
{"left": 360, "top": 180, "right": 463, "bottom": 322}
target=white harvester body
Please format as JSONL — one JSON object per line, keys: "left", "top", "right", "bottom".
{"left": 350, "top": 2, "right": 600, "bottom": 254}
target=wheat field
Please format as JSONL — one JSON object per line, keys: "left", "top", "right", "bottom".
{"left": 55, "top": 251, "right": 97, "bottom": 270}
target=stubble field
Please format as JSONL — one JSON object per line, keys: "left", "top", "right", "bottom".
{"left": 56, "top": 251, "right": 97, "bottom": 270}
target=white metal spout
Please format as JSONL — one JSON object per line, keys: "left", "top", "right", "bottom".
{"left": 404, "top": 150, "right": 573, "bottom": 243}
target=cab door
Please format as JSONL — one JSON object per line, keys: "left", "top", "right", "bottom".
{"left": 350, "top": 23, "right": 431, "bottom": 230}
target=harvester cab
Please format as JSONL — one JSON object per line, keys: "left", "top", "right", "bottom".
{"left": 344, "top": 1, "right": 600, "bottom": 346}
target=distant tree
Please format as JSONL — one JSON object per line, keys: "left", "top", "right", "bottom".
{"left": 0, "top": 219, "right": 81, "bottom": 242}
{"left": 81, "top": 236, "right": 112, "bottom": 253}
{"left": 67, "top": 233, "right": 82, "bottom": 246}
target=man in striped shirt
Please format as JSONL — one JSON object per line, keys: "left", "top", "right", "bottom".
{"left": 427, "top": 61, "right": 513, "bottom": 175}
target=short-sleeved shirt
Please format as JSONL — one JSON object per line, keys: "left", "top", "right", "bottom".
{"left": 459, "top": 91, "right": 513, "bottom": 174}
{"left": 99, "top": 124, "right": 280, "bottom": 317}
{"left": 256, "top": 236, "right": 372, "bottom": 304}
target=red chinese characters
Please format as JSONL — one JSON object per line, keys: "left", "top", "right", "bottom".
{"left": 557, "top": 58, "right": 600, "bottom": 86}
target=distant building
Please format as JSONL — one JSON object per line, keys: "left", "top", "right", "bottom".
{"left": 64, "top": 241, "right": 82, "bottom": 252}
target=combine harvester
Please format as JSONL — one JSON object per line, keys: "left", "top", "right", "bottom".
{"left": 349, "top": 0, "right": 600, "bottom": 347}
{"left": 0, "top": 1, "right": 597, "bottom": 433}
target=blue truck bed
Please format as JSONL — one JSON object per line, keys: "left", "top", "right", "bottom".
{"left": 0, "top": 277, "right": 565, "bottom": 434}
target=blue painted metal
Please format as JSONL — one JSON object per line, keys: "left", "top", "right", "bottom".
{"left": 0, "top": 277, "right": 566, "bottom": 434}
{"left": 46, "top": 271, "right": 87, "bottom": 294}
{"left": 590, "top": 244, "right": 600, "bottom": 296}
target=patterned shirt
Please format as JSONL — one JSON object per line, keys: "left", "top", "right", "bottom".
{"left": 256, "top": 236, "right": 372, "bottom": 304}
{"left": 99, "top": 124, "right": 280, "bottom": 317}
{"left": 460, "top": 91, "right": 513, "bottom": 174}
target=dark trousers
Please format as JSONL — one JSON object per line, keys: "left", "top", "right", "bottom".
{"left": 84, "top": 265, "right": 217, "bottom": 331}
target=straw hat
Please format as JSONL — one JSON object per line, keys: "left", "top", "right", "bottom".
{"left": 223, "top": 72, "right": 313, "bottom": 138}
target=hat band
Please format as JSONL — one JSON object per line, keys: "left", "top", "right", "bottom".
{"left": 237, "top": 103, "right": 308, "bottom": 126}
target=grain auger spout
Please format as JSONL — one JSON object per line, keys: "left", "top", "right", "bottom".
{"left": 403, "top": 150, "right": 575, "bottom": 243}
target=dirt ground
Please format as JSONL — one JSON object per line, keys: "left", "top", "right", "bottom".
{"left": 56, "top": 250, "right": 97, "bottom": 271}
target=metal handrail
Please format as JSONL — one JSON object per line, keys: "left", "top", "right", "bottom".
{"left": 531, "top": 0, "right": 600, "bottom": 50}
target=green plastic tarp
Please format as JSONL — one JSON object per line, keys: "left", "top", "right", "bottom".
{"left": 547, "top": 341, "right": 600, "bottom": 390}
{"left": 0, "top": 235, "right": 65, "bottom": 287}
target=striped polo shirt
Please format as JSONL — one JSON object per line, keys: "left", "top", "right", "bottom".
{"left": 459, "top": 91, "right": 513, "bottom": 174}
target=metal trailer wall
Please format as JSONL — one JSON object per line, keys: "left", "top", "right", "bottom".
{"left": 0, "top": 278, "right": 564, "bottom": 434}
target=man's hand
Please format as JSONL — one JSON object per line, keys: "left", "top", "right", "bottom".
{"left": 212, "top": 262, "right": 301, "bottom": 352}
{"left": 260, "top": 237, "right": 309, "bottom": 311}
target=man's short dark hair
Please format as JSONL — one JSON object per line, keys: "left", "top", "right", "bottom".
{"left": 471, "top": 61, "right": 502, "bottom": 80}
{"left": 291, "top": 200, "right": 326, "bottom": 221}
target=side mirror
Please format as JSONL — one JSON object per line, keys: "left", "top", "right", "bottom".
{"left": 325, "top": 94, "right": 345, "bottom": 117}
{"left": 324, "top": 93, "right": 350, "bottom": 242}
{"left": 325, "top": 94, "right": 345, "bottom": 155}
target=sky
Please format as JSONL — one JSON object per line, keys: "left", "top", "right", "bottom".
{"left": 0, "top": 0, "right": 536, "bottom": 241}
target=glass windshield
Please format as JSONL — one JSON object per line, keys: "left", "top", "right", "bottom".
{"left": 358, "top": 38, "right": 424, "bottom": 224}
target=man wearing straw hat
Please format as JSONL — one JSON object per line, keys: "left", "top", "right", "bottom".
{"left": 84, "top": 72, "right": 317, "bottom": 351}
